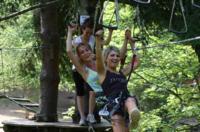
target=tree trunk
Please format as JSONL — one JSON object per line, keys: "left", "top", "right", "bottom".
{"left": 78, "top": 0, "right": 97, "bottom": 17}
{"left": 36, "top": 0, "right": 60, "bottom": 122}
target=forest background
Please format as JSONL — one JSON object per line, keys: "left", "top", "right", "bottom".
{"left": 0, "top": 0, "right": 200, "bottom": 131}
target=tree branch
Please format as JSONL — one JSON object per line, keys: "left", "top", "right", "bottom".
{"left": 134, "top": 71, "right": 183, "bottom": 102}
{"left": 0, "top": 0, "right": 59, "bottom": 22}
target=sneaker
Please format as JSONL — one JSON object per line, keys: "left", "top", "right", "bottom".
{"left": 129, "top": 108, "right": 140, "bottom": 129}
{"left": 79, "top": 118, "right": 87, "bottom": 126}
{"left": 87, "top": 114, "right": 96, "bottom": 124}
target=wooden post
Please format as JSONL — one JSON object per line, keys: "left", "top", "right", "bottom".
{"left": 36, "top": 0, "right": 60, "bottom": 122}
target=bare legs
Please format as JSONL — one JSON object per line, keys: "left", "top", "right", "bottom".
{"left": 77, "top": 91, "right": 96, "bottom": 124}
{"left": 89, "top": 91, "right": 96, "bottom": 114}
{"left": 125, "top": 97, "right": 138, "bottom": 114}
{"left": 111, "top": 115, "right": 129, "bottom": 132}
{"left": 77, "top": 96, "right": 86, "bottom": 120}
{"left": 125, "top": 97, "right": 140, "bottom": 129}
{"left": 111, "top": 97, "right": 140, "bottom": 131}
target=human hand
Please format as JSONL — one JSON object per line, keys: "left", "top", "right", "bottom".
{"left": 95, "top": 30, "right": 104, "bottom": 40}
{"left": 95, "top": 29, "right": 104, "bottom": 36}
{"left": 67, "top": 24, "right": 77, "bottom": 33}
{"left": 95, "top": 29, "right": 104, "bottom": 45}
{"left": 132, "top": 54, "right": 139, "bottom": 68}
{"left": 108, "top": 28, "right": 113, "bottom": 33}
{"left": 125, "top": 29, "right": 131, "bottom": 40}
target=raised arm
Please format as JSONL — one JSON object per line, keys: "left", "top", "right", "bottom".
{"left": 120, "top": 29, "right": 138, "bottom": 76}
{"left": 104, "top": 29, "right": 113, "bottom": 46}
{"left": 95, "top": 30, "right": 106, "bottom": 84}
{"left": 66, "top": 25, "right": 87, "bottom": 79}
{"left": 121, "top": 54, "right": 139, "bottom": 76}
{"left": 120, "top": 31, "right": 129, "bottom": 60}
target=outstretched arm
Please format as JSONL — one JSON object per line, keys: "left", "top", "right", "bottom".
{"left": 120, "top": 29, "right": 136, "bottom": 70}
{"left": 95, "top": 30, "right": 106, "bottom": 84}
{"left": 121, "top": 55, "right": 139, "bottom": 76}
{"left": 120, "top": 30, "right": 129, "bottom": 61}
{"left": 120, "top": 29, "right": 138, "bottom": 76}
{"left": 66, "top": 25, "right": 87, "bottom": 79}
{"left": 104, "top": 29, "right": 113, "bottom": 46}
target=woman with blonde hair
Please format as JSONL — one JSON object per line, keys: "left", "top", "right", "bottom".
{"left": 95, "top": 29, "right": 140, "bottom": 132}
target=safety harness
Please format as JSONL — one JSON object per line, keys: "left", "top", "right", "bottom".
{"left": 98, "top": 54, "right": 137, "bottom": 120}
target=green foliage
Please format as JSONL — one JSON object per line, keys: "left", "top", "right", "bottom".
{"left": 0, "top": 1, "right": 200, "bottom": 131}
{"left": 62, "top": 106, "right": 75, "bottom": 120}
{"left": 0, "top": 13, "right": 40, "bottom": 94}
{"left": 103, "top": 1, "right": 200, "bottom": 131}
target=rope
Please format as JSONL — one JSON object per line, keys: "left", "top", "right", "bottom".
{"left": 68, "top": 0, "right": 79, "bottom": 26}
{"left": 93, "top": 0, "right": 101, "bottom": 34}
{"left": 134, "top": 4, "right": 149, "bottom": 51}
{"left": 0, "top": 49, "right": 5, "bottom": 95}
{"left": 170, "top": 36, "right": 200, "bottom": 44}
{"left": 133, "top": 0, "right": 151, "bottom": 4}
{"left": 0, "top": 0, "right": 60, "bottom": 22}
{"left": 0, "top": 35, "right": 198, "bottom": 52}
{"left": 98, "top": 0, "right": 119, "bottom": 30}
{"left": 127, "top": 54, "right": 137, "bottom": 82}
{"left": 191, "top": 0, "right": 200, "bottom": 8}
{"left": 169, "top": 0, "right": 188, "bottom": 34}
{"left": 88, "top": 123, "right": 95, "bottom": 132}
{"left": 0, "top": 45, "right": 53, "bottom": 51}
{"left": 136, "top": 5, "right": 141, "bottom": 28}
{"left": 126, "top": 35, "right": 200, "bottom": 52}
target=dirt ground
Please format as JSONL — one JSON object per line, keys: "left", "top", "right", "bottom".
{"left": 0, "top": 91, "right": 75, "bottom": 132}
{"left": 0, "top": 99, "right": 26, "bottom": 132}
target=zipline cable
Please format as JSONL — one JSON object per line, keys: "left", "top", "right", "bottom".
{"left": 0, "top": 35, "right": 199, "bottom": 52}
{"left": 133, "top": 0, "right": 151, "bottom": 4}
{"left": 169, "top": 0, "right": 188, "bottom": 34}
{"left": 127, "top": 35, "right": 200, "bottom": 51}
{"left": 0, "top": 45, "right": 52, "bottom": 50}
{"left": 170, "top": 36, "right": 200, "bottom": 44}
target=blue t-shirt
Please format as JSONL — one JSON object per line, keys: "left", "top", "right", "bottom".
{"left": 85, "top": 67, "right": 103, "bottom": 93}
{"left": 72, "top": 35, "right": 95, "bottom": 52}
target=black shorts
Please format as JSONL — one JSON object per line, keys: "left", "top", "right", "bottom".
{"left": 72, "top": 70, "right": 93, "bottom": 96}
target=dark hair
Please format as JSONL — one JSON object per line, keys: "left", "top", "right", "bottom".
{"left": 95, "top": 24, "right": 103, "bottom": 33}
{"left": 76, "top": 43, "right": 92, "bottom": 57}
{"left": 81, "top": 18, "right": 94, "bottom": 31}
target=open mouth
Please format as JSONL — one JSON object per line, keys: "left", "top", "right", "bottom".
{"left": 111, "top": 59, "right": 119, "bottom": 64}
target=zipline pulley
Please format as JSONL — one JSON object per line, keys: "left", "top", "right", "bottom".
{"left": 169, "top": 0, "right": 188, "bottom": 34}
{"left": 98, "top": 0, "right": 119, "bottom": 30}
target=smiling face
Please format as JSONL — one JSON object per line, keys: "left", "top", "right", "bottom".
{"left": 104, "top": 46, "right": 120, "bottom": 70}
{"left": 81, "top": 18, "right": 93, "bottom": 40}
{"left": 76, "top": 44, "right": 93, "bottom": 63}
